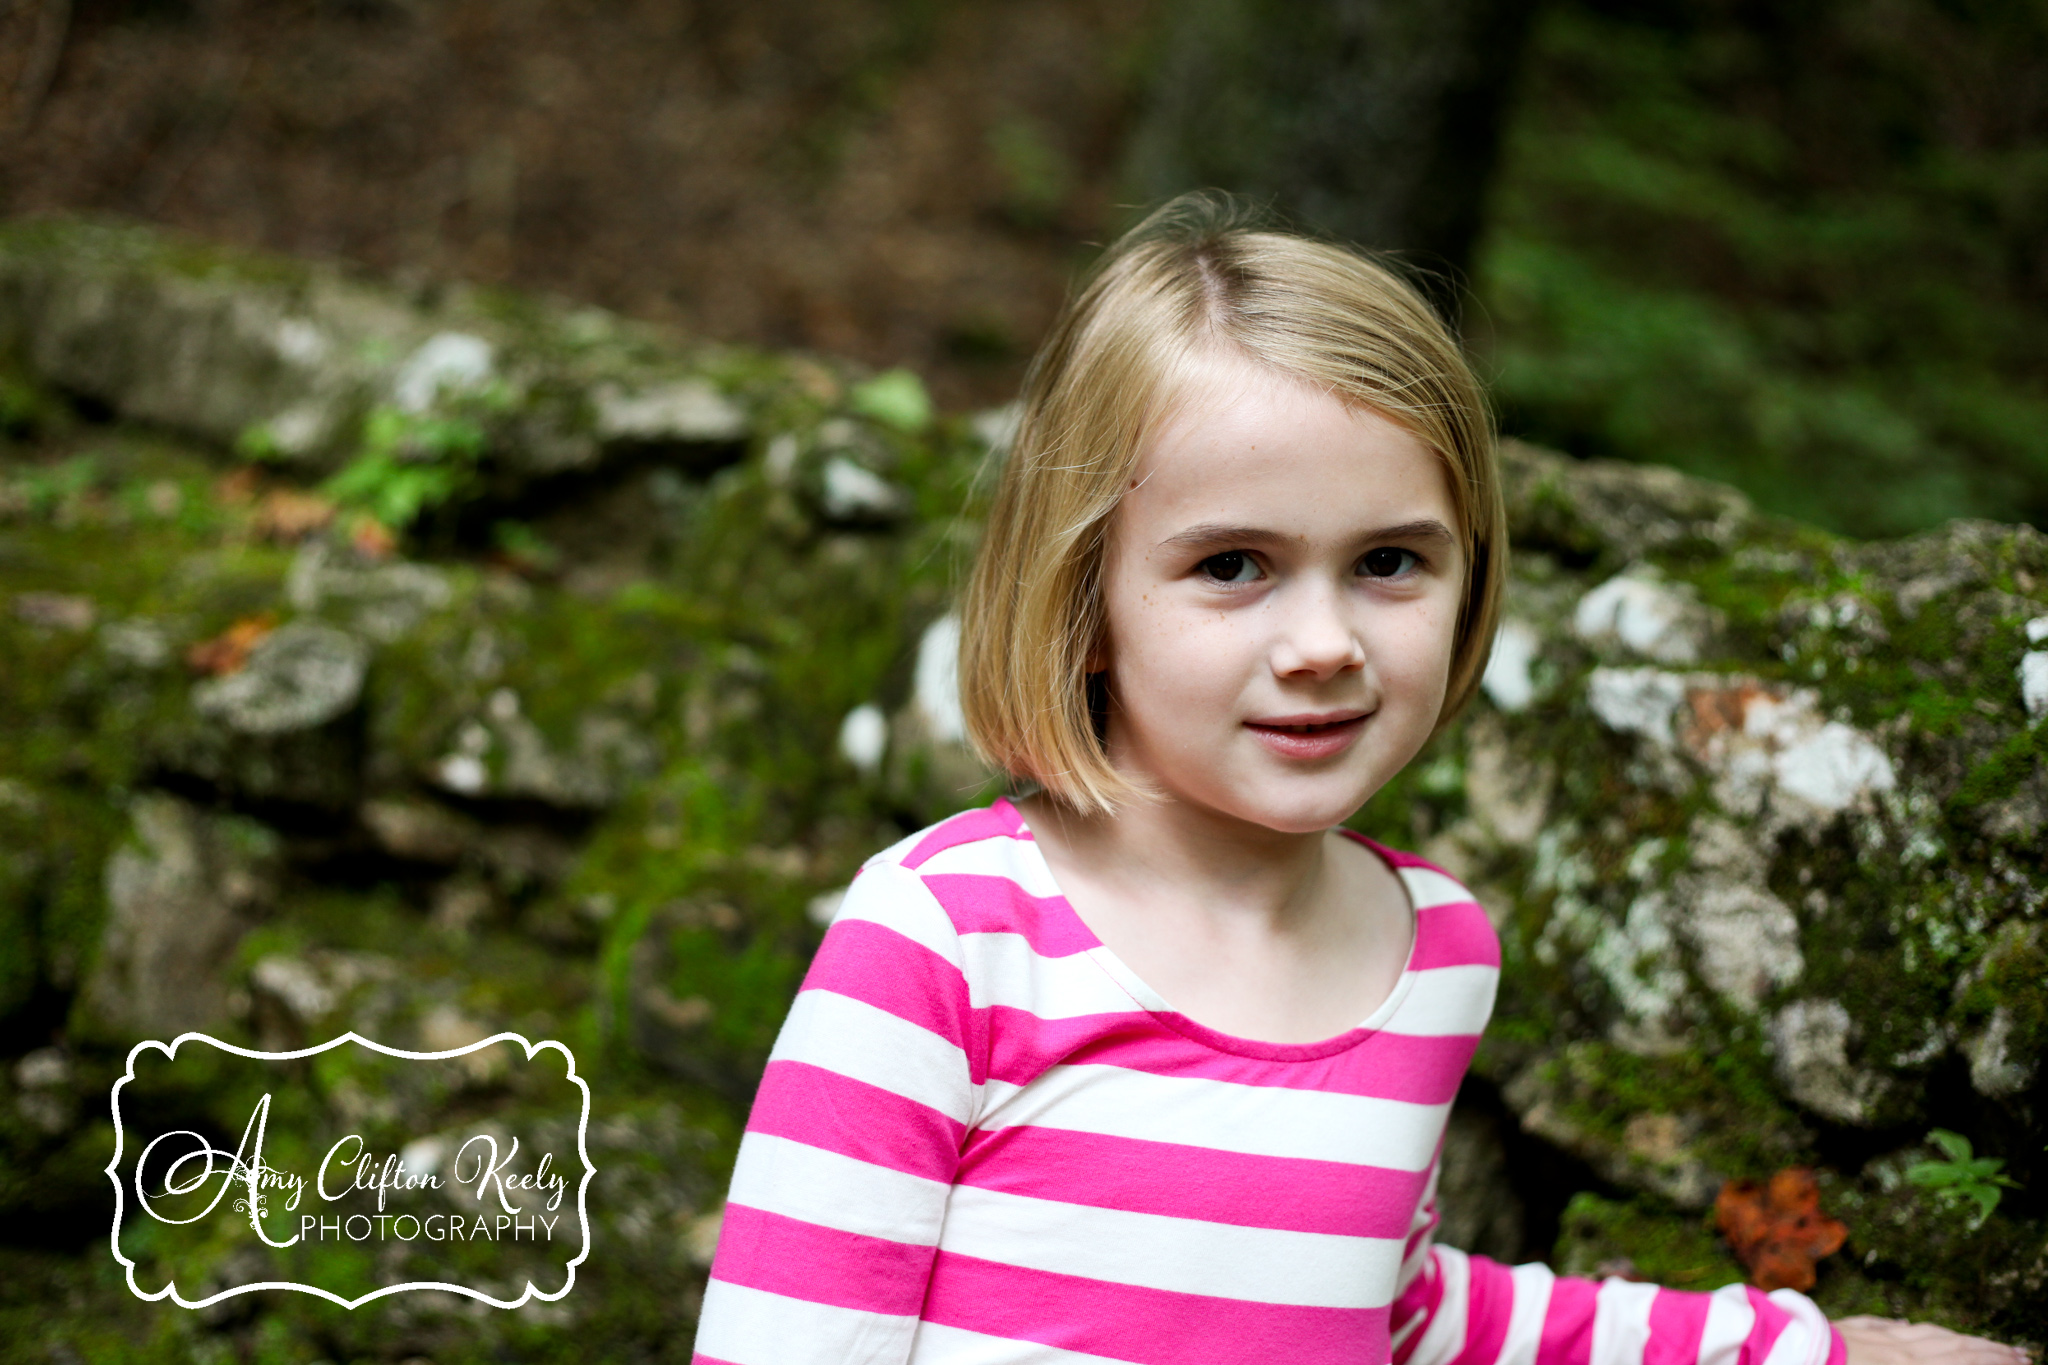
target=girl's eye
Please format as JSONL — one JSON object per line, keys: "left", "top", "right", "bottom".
{"left": 1199, "top": 551, "right": 1262, "bottom": 583}
{"left": 1360, "top": 547, "right": 1420, "bottom": 578}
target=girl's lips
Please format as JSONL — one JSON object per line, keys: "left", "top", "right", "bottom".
{"left": 1244, "top": 712, "right": 1369, "bottom": 760}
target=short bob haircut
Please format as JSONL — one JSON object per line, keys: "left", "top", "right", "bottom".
{"left": 959, "top": 192, "right": 1507, "bottom": 817}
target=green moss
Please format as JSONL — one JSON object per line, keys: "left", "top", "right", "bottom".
{"left": 1951, "top": 722, "right": 2048, "bottom": 810}
{"left": 1552, "top": 1191, "right": 1746, "bottom": 1289}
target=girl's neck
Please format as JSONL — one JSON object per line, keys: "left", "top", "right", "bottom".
{"left": 1017, "top": 789, "right": 1335, "bottom": 934}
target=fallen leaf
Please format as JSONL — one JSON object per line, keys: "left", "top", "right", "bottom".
{"left": 349, "top": 512, "right": 397, "bottom": 560}
{"left": 214, "top": 467, "right": 262, "bottom": 506}
{"left": 1716, "top": 1168, "right": 1848, "bottom": 1292}
{"left": 185, "top": 612, "right": 277, "bottom": 676}
{"left": 252, "top": 488, "right": 336, "bottom": 541}
{"left": 12, "top": 591, "right": 96, "bottom": 632}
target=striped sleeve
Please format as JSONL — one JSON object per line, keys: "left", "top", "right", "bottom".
{"left": 693, "top": 860, "right": 977, "bottom": 1365}
{"left": 1391, "top": 1237, "right": 1847, "bottom": 1365}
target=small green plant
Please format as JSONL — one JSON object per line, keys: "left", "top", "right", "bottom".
{"left": 1906, "top": 1129, "right": 2018, "bottom": 1229}
{"left": 848, "top": 369, "right": 932, "bottom": 434}
{"left": 319, "top": 402, "right": 493, "bottom": 532}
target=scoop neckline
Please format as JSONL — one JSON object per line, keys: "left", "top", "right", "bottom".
{"left": 993, "top": 797, "right": 1425, "bottom": 1063}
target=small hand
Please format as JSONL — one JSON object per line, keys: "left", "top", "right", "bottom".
{"left": 1837, "top": 1316, "right": 2032, "bottom": 1365}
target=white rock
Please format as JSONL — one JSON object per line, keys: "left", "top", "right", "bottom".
{"left": 1587, "top": 667, "right": 1688, "bottom": 746}
{"left": 1688, "top": 878, "right": 1804, "bottom": 1007}
{"left": 763, "top": 432, "right": 801, "bottom": 482}
{"left": 1572, "top": 569, "right": 1706, "bottom": 664}
{"left": 1965, "top": 1007, "right": 2034, "bottom": 1098}
{"left": 2021, "top": 651, "right": 2048, "bottom": 719}
{"left": 1588, "top": 669, "right": 1896, "bottom": 823}
{"left": 434, "top": 754, "right": 488, "bottom": 796}
{"left": 838, "top": 704, "right": 888, "bottom": 774}
{"left": 1769, "top": 720, "right": 1896, "bottom": 811}
{"left": 1481, "top": 619, "right": 1542, "bottom": 712}
{"left": 251, "top": 954, "right": 337, "bottom": 1023}
{"left": 1680, "top": 817, "right": 1804, "bottom": 1010}
{"left": 1588, "top": 892, "right": 1686, "bottom": 1027}
{"left": 2026, "top": 616, "right": 2048, "bottom": 644}
{"left": 273, "top": 318, "right": 331, "bottom": 368}
{"left": 190, "top": 622, "right": 369, "bottom": 736}
{"left": 683, "top": 1206, "right": 724, "bottom": 1267}
{"left": 1463, "top": 718, "right": 1549, "bottom": 845}
{"left": 806, "top": 886, "right": 848, "bottom": 927}
{"left": 914, "top": 615, "right": 967, "bottom": 745}
{"left": 13, "top": 1047, "right": 70, "bottom": 1090}
{"left": 391, "top": 332, "right": 495, "bottom": 413}
{"left": 399, "top": 1135, "right": 450, "bottom": 1183}
{"left": 1769, "top": 998, "right": 1872, "bottom": 1124}
{"left": 592, "top": 379, "right": 747, "bottom": 444}
{"left": 100, "top": 618, "right": 171, "bottom": 669}
{"left": 263, "top": 401, "right": 338, "bottom": 457}
{"left": 820, "top": 456, "right": 908, "bottom": 521}
{"left": 970, "top": 403, "right": 1021, "bottom": 457}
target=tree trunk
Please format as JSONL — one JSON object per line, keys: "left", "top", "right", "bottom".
{"left": 1125, "top": 0, "right": 1544, "bottom": 317}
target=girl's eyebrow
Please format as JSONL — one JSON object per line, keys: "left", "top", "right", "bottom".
{"left": 1158, "top": 518, "right": 1457, "bottom": 551}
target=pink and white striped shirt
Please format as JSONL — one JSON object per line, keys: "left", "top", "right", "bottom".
{"left": 695, "top": 799, "right": 1845, "bottom": 1365}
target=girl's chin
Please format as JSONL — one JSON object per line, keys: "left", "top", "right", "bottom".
{"left": 1165, "top": 773, "right": 1385, "bottom": 836}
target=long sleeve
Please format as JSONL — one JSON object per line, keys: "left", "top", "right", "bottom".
{"left": 1389, "top": 1180, "right": 1847, "bottom": 1365}
{"left": 692, "top": 860, "right": 978, "bottom": 1365}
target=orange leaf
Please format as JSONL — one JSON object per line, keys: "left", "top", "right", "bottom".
{"left": 252, "top": 488, "right": 336, "bottom": 541}
{"left": 349, "top": 513, "right": 397, "bottom": 560}
{"left": 1716, "top": 1169, "right": 1848, "bottom": 1292}
{"left": 185, "top": 612, "right": 278, "bottom": 676}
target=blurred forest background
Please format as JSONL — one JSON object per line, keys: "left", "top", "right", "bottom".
{"left": 2, "top": 0, "right": 2044, "bottom": 538}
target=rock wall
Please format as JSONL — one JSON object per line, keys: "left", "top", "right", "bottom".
{"left": 0, "top": 219, "right": 2042, "bottom": 1354}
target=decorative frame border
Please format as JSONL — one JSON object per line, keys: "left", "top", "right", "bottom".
{"left": 106, "top": 1030, "right": 595, "bottom": 1311}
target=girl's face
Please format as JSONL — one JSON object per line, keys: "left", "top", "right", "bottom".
{"left": 1098, "top": 348, "right": 1467, "bottom": 835}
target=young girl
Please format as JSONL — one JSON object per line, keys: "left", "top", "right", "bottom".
{"left": 692, "top": 196, "right": 2027, "bottom": 1365}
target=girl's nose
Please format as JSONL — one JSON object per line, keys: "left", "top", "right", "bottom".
{"left": 1269, "top": 588, "right": 1366, "bottom": 681}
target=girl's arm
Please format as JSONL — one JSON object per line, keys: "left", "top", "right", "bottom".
{"left": 691, "top": 860, "right": 976, "bottom": 1365}
{"left": 1389, "top": 1163, "right": 1841, "bottom": 1365}
{"left": 1389, "top": 1180, "right": 2029, "bottom": 1365}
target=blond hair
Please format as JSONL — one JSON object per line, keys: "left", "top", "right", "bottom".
{"left": 959, "top": 193, "right": 1507, "bottom": 816}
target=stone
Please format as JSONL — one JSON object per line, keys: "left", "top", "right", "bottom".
{"left": 81, "top": 793, "right": 279, "bottom": 1040}
{"left": 2021, "top": 649, "right": 2048, "bottom": 719}
{"left": 1676, "top": 818, "right": 1803, "bottom": 1012}
{"left": 1462, "top": 717, "right": 1551, "bottom": 846}
{"left": 1963, "top": 1007, "right": 2033, "bottom": 1099}
{"left": 592, "top": 378, "right": 747, "bottom": 445}
{"left": 99, "top": 617, "right": 172, "bottom": 669}
{"left": 837, "top": 704, "right": 888, "bottom": 775}
{"left": 390, "top": 332, "right": 495, "bottom": 413}
{"left": 1434, "top": 1106, "right": 1526, "bottom": 1261}
{"left": 286, "top": 542, "right": 453, "bottom": 643}
{"left": 817, "top": 455, "right": 910, "bottom": 523}
{"left": 12, "top": 590, "right": 94, "bottom": 631}
{"left": 1572, "top": 566, "right": 1714, "bottom": 664}
{"left": 0, "top": 218, "right": 756, "bottom": 487}
{"left": 361, "top": 797, "right": 480, "bottom": 864}
{"left": 1584, "top": 668, "right": 1895, "bottom": 827}
{"left": 1480, "top": 618, "right": 1541, "bottom": 712}
{"left": 190, "top": 621, "right": 368, "bottom": 736}
{"left": 1769, "top": 998, "right": 1885, "bottom": 1125}
{"left": 912, "top": 614, "right": 967, "bottom": 745}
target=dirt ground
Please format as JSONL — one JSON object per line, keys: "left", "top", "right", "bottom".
{"left": 0, "top": 0, "right": 1156, "bottom": 411}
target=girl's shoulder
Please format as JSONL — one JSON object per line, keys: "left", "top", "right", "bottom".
{"left": 1336, "top": 830, "right": 1489, "bottom": 917}
{"left": 833, "top": 799, "right": 1093, "bottom": 955}
{"left": 1335, "top": 831, "right": 1502, "bottom": 974}
{"left": 861, "top": 797, "right": 1037, "bottom": 877}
